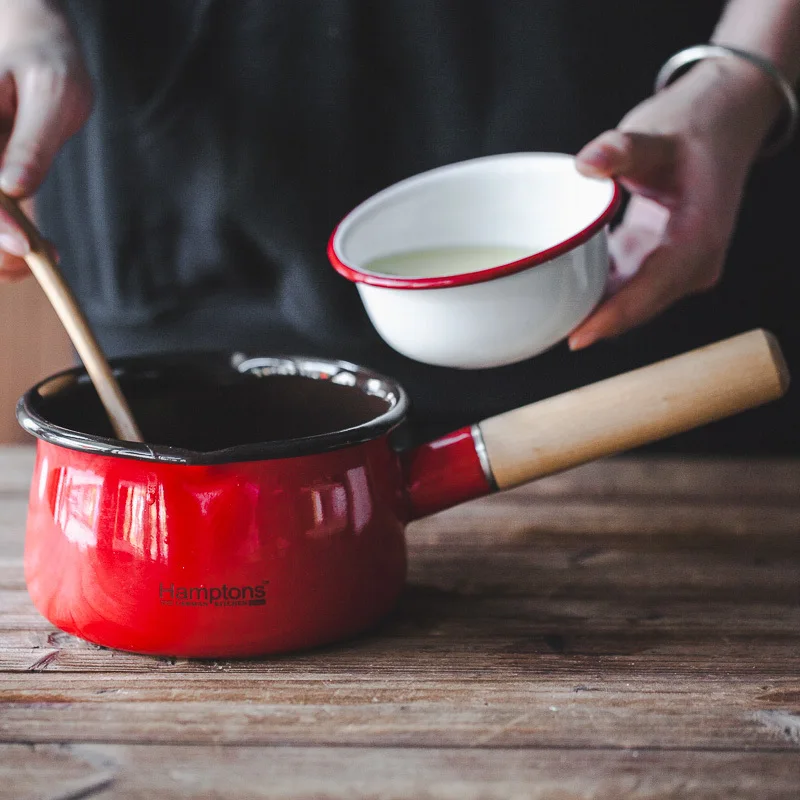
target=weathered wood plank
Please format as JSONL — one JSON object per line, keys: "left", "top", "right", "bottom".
{"left": 3, "top": 641, "right": 800, "bottom": 677}
{"left": 487, "top": 456, "right": 800, "bottom": 502}
{"left": 1, "top": 743, "right": 116, "bottom": 800}
{"left": 1, "top": 524, "right": 798, "bottom": 672}
{"left": 2, "top": 672, "right": 798, "bottom": 698}
{"left": 1, "top": 675, "right": 799, "bottom": 750}
{"left": 409, "top": 500, "right": 800, "bottom": 540}
{"left": 3, "top": 744, "right": 800, "bottom": 800}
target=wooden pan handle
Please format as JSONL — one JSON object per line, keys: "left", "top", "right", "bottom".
{"left": 478, "top": 329, "right": 790, "bottom": 491}
{"left": 0, "top": 191, "right": 143, "bottom": 442}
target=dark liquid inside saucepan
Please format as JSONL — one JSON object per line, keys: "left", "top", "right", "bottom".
{"left": 36, "top": 370, "right": 392, "bottom": 452}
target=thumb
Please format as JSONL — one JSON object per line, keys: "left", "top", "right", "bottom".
{"left": 576, "top": 130, "right": 678, "bottom": 194}
{"left": 0, "top": 68, "right": 69, "bottom": 197}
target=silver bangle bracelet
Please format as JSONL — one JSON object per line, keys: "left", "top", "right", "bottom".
{"left": 654, "top": 44, "right": 799, "bottom": 157}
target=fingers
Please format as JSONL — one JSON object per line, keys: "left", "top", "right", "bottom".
{"left": 571, "top": 147, "right": 683, "bottom": 350}
{"left": 570, "top": 128, "right": 727, "bottom": 349}
{"left": 0, "top": 67, "right": 77, "bottom": 198}
{"left": 576, "top": 130, "right": 680, "bottom": 199}
{"left": 568, "top": 235, "right": 722, "bottom": 351}
{"left": 0, "top": 204, "right": 30, "bottom": 255}
{"left": 0, "top": 206, "right": 31, "bottom": 278}
{"left": 0, "top": 194, "right": 57, "bottom": 278}
{"left": 0, "top": 248, "right": 30, "bottom": 282}
{"left": 0, "top": 9, "right": 92, "bottom": 267}
{"left": 0, "top": 231, "right": 58, "bottom": 282}
{"left": 568, "top": 246, "right": 680, "bottom": 350}
{"left": 607, "top": 197, "right": 669, "bottom": 280}
{"left": 0, "top": 56, "right": 91, "bottom": 256}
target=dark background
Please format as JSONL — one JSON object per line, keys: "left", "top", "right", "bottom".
{"left": 41, "top": 1, "right": 800, "bottom": 455}
{"left": 480, "top": 1, "right": 800, "bottom": 455}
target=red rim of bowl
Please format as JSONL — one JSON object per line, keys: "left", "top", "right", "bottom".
{"left": 328, "top": 176, "right": 622, "bottom": 290}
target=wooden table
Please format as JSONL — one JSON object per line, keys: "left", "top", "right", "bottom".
{"left": 1, "top": 446, "right": 799, "bottom": 799}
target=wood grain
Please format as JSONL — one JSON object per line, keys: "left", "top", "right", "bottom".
{"left": 3, "top": 745, "right": 800, "bottom": 800}
{"left": 480, "top": 330, "right": 790, "bottom": 489}
{"left": 1, "top": 450, "right": 798, "bottom": 798}
{"left": 2, "top": 674, "right": 800, "bottom": 750}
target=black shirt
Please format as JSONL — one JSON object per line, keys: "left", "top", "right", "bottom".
{"left": 36, "top": 1, "right": 800, "bottom": 452}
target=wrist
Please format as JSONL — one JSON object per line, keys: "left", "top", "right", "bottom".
{"left": 711, "top": 0, "right": 800, "bottom": 84}
{"left": 657, "top": 56, "right": 787, "bottom": 160}
{"left": 702, "top": 57, "right": 784, "bottom": 143}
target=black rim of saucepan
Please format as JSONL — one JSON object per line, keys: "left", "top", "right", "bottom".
{"left": 16, "top": 353, "right": 410, "bottom": 465}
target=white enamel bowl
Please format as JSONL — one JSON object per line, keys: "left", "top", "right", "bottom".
{"left": 329, "top": 152, "right": 620, "bottom": 369}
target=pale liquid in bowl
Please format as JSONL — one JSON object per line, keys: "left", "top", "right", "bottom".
{"left": 365, "top": 245, "right": 534, "bottom": 278}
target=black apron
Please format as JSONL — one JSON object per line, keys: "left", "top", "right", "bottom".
{"left": 36, "top": 0, "right": 800, "bottom": 452}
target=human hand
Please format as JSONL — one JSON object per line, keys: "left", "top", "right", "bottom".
{"left": 568, "top": 56, "right": 784, "bottom": 350}
{"left": 0, "top": 0, "right": 92, "bottom": 281}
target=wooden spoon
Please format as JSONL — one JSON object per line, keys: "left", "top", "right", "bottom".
{"left": 0, "top": 190, "right": 143, "bottom": 442}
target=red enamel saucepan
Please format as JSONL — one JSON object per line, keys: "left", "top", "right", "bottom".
{"left": 17, "top": 329, "right": 789, "bottom": 657}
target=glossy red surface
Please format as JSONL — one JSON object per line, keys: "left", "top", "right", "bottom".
{"left": 24, "top": 429, "right": 491, "bottom": 657}
{"left": 25, "top": 438, "right": 409, "bottom": 657}
{"left": 402, "top": 427, "right": 492, "bottom": 520}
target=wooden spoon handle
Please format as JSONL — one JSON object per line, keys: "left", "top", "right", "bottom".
{"left": 0, "top": 191, "right": 143, "bottom": 442}
{"left": 477, "top": 329, "right": 790, "bottom": 490}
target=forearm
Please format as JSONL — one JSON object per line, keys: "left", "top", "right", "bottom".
{"left": 712, "top": 0, "right": 800, "bottom": 82}
{"left": 646, "top": 0, "right": 800, "bottom": 158}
